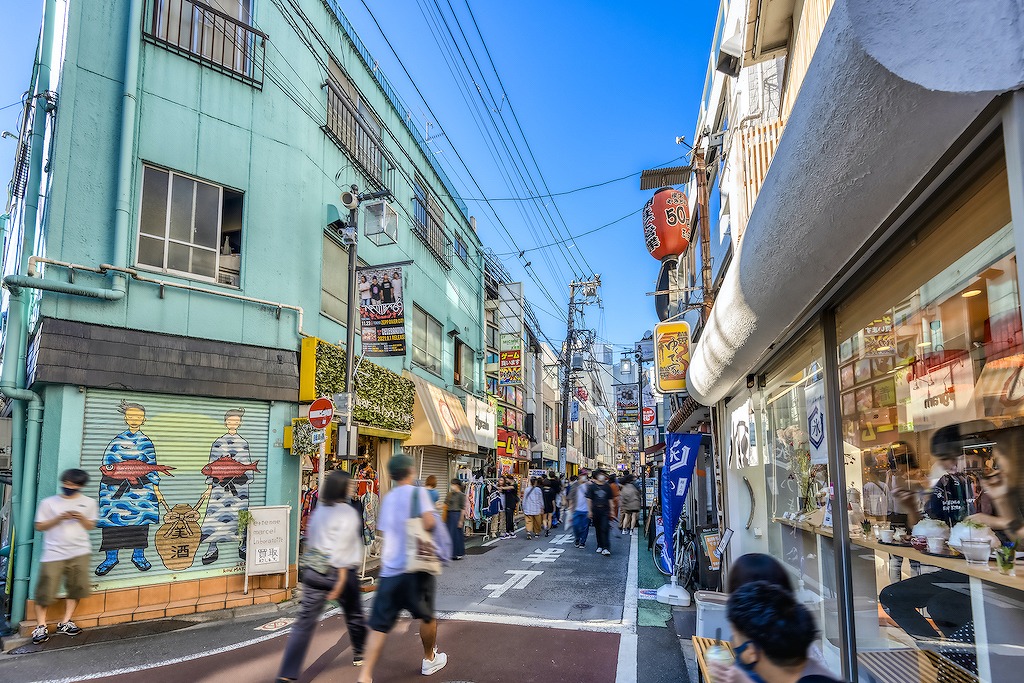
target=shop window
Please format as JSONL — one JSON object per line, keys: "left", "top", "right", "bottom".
{"left": 412, "top": 305, "right": 443, "bottom": 376}
{"left": 835, "top": 150, "right": 1021, "bottom": 678}
{"left": 137, "top": 165, "right": 242, "bottom": 286}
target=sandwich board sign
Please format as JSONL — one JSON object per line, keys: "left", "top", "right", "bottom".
{"left": 244, "top": 505, "right": 292, "bottom": 594}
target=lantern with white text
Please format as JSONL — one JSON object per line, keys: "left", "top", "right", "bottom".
{"left": 642, "top": 187, "right": 690, "bottom": 261}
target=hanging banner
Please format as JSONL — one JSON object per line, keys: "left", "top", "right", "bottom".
{"left": 805, "top": 379, "right": 828, "bottom": 464}
{"left": 358, "top": 265, "right": 406, "bottom": 357}
{"left": 661, "top": 432, "right": 702, "bottom": 574}
{"left": 498, "top": 333, "right": 523, "bottom": 386}
{"left": 615, "top": 385, "right": 639, "bottom": 423}
{"left": 654, "top": 321, "right": 690, "bottom": 392}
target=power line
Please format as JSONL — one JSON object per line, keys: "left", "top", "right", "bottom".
{"left": 495, "top": 207, "right": 643, "bottom": 256}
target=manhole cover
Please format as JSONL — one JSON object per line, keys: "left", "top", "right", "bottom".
{"left": 573, "top": 603, "right": 592, "bottom": 610}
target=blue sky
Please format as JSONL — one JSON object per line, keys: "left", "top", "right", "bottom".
{"left": 0, "top": 0, "right": 718, "bottom": 354}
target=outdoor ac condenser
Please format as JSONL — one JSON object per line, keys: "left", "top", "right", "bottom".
{"left": 0, "top": 417, "right": 11, "bottom": 471}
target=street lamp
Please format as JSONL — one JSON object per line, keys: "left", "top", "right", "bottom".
{"left": 619, "top": 352, "right": 632, "bottom": 375}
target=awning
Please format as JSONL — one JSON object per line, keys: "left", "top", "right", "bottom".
{"left": 405, "top": 373, "right": 477, "bottom": 453}
{"left": 357, "top": 424, "right": 411, "bottom": 441}
{"left": 686, "top": 0, "right": 1020, "bottom": 406}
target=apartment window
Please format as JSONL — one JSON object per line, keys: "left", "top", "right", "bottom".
{"left": 325, "top": 59, "right": 393, "bottom": 189}
{"left": 543, "top": 404, "right": 553, "bottom": 442}
{"left": 454, "top": 234, "right": 470, "bottom": 265}
{"left": 412, "top": 305, "right": 443, "bottom": 375}
{"left": 145, "top": 0, "right": 265, "bottom": 87}
{"left": 320, "top": 233, "right": 351, "bottom": 322}
{"left": 412, "top": 174, "right": 453, "bottom": 268}
{"left": 454, "top": 339, "right": 474, "bottom": 390}
{"left": 137, "top": 165, "right": 242, "bottom": 285}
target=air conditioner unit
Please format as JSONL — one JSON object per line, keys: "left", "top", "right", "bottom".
{"left": 0, "top": 449, "right": 11, "bottom": 472}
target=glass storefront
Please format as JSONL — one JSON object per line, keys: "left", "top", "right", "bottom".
{"left": 718, "top": 135, "right": 1023, "bottom": 682}
{"left": 834, "top": 146, "right": 1019, "bottom": 680}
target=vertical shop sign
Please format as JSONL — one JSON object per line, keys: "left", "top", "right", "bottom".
{"left": 805, "top": 380, "right": 828, "bottom": 465}
{"left": 498, "top": 333, "right": 523, "bottom": 386}
{"left": 570, "top": 400, "right": 579, "bottom": 423}
{"left": 615, "top": 385, "right": 639, "bottom": 423}
{"left": 661, "top": 432, "right": 702, "bottom": 573}
{"left": 358, "top": 265, "right": 406, "bottom": 357}
{"left": 654, "top": 321, "right": 690, "bottom": 392}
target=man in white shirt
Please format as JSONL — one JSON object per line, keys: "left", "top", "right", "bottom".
{"left": 570, "top": 472, "right": 591, "bottom": 549}
{"left": 358, "top": 455, "right": 447, "bottom": 681}
{"left": 32, "top": 469, "right": 98, "bottom": 644}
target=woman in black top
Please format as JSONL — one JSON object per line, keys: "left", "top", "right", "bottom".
{"left": 500, "top": 477, "right": 519, "bottom": 539}
{"left": 540, "top": 476, "right": 557, "bottom": 537}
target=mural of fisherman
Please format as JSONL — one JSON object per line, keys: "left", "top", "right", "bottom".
{"left": 96, "top": 401, "right": 170, "bottom": 575}
{"left": 199, "top": 409, "right": 260, "bottom": 565}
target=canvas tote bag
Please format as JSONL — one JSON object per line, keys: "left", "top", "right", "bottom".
{"left": 405, "top": 486, "right": 450, "bottom": 575}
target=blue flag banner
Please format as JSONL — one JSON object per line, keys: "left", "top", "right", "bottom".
{"left": 661, "top": 432, "right": 703, "bottom": 574}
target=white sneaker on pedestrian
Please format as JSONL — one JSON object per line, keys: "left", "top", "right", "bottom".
{"left": 422, "top": 650, "right": 448, "bottom": 675}
{"left": 596, "top": 547, "right": 604, "bottom": 554}
{"left": 602, "top": 548, "right": 611, "bottom": 556}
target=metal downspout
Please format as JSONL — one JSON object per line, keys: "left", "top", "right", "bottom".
{"left": 2, "top": 0, "right": 57, "bottom": 628}
{"left": 110, "top": 0, "right": 145, "bottom": 294}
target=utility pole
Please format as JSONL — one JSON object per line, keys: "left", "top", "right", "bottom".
{"left": 635, "top": 344, "right": 647, "bottom": 525}
{"left": 694, "top": 152, "right": 715, "bottom": 325}
{"left": 558, "top": 276, "right": 600, "bottom": 475}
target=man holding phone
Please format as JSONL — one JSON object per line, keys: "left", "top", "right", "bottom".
{"left": 32, "top": 468, "right": 98, "bottom": 644}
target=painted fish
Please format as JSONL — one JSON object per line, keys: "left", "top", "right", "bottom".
{"left": 202, "top": 456, "right": 260, "bottom": 480}
{"left": 100, "top": 461, "right": 175, "bottom": 485}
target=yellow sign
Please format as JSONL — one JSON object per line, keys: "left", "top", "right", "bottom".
{"left": 654, "top": 321, "right": 690, "bottom": 393}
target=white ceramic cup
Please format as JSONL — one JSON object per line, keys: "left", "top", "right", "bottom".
{"left": 927, "top": 537, "right": 946, "bottom": 554}
{"left": 879, "top": 529, "right": 894, "bottom": 543}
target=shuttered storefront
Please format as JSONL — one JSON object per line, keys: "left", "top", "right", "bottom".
{"left": 408, "top": 445, "right": 450, "bottom": 499}
{"left": 81, "top": 389, "right": 271, "bottom": 591}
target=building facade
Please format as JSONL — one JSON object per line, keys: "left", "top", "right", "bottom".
{"left": 1, "top": 0, "right": 486, "bottom": 630}
{"left": 680, "top": 1, "right": 1024, "bottom": 681}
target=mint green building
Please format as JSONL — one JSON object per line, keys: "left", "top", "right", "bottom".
{"left": 1, "top": 0, "right": 485, "bottom": 629}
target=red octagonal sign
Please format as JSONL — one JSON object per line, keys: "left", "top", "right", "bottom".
{"left": 309, "top": 397, "right": 334, "bottom": 429}
{"left": 641, "top": 406, "right": 656, "bottom": 426}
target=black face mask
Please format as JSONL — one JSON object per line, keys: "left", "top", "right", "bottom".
{"left": 61, "top": 487, "right": 80, "bottom": 497}
{"left": 734, "top": 641, "right": 768, "bottom": 683}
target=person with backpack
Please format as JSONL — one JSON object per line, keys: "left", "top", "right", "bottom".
{"left": 568, "top": 473, "right": 591, "bottom": 549}
{"left": 277, "top": 470, "right": 366, "bottom": 681}
{"left": 618, "top": 475, "right": 642, "bottom": 535}
{"left": 539, "top": 474, "right": 557, "bottom": 536}
{"left": 587, "top": 471, "right": 614, "bottom": 556}
{"left": 357, "top": 455, "right": 448, "bottom": 681}
{"left": 715, "top": 581, "right": 842, "bottom": 683}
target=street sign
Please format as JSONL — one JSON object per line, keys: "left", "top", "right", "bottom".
{"left": 308, "top": 397, "right": 334, "bottom": 429}
{"left": 642, "top": 406, "right": 656, "bottom": 425}
{"left": 310, "top": 429, "right": 326, "bottom": 445}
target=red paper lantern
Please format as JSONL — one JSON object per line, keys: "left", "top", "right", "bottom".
{"left": 642, "top": 187, "right": 690, "bottom": 261}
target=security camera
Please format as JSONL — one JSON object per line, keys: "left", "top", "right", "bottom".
{"left": 340, "top": 190, "right": 359, "bottom": 210}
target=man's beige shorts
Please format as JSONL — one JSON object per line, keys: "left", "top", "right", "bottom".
{"left": 35, "top": 555, "right": 92, "bottom": 606}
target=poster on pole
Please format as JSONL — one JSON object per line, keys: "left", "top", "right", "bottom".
{"left": 661, "top": 432, "right": 702, "bottom": 574}
{"left": 498, "top": 333, "right": 523, "bottom": 386}
{"left": 358, "top": 265, "right": 406, "bottom": 357}
{"left": 654, "top": 321, "right": 690, "bottom": 393}
{"left": 615, "top": 384, "right": 639, "bottom": 423}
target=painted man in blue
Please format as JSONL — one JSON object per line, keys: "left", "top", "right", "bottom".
{"left": 199, "top": 409, "right": 252, "bottom": 565}
{"left": 95, "top": 401, "right": 166, "bottom": 575}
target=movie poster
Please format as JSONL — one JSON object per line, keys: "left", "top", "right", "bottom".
{"left": 359, "top": 266, "right": 406, "bottom": 357}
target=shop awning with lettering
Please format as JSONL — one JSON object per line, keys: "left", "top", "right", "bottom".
{"left": 405, "top": 373, "right": 478, "bottom": 453}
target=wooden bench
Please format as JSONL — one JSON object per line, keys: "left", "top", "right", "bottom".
{"left": 692, "top": 636, "right": 734, "bottom": 683}
{"left": 858, "top": 649, "right": 978, "bottom": 683}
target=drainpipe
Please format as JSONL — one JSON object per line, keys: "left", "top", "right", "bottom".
{"left": 1, "top": 0, "right": 62, "bottom": 629}
{"left": 110, "top": 0, "right": 145, "bottom": 294}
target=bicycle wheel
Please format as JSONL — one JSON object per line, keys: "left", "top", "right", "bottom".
{"left": 679, "top": 537, "right": 698, "bottom": 590}
{"left": 653, "top": 532, "right": 672, "bottom": 575}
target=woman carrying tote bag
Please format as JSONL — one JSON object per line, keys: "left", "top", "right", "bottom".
{"left": 277, "top": 470, "right": 367, "bottom": 682}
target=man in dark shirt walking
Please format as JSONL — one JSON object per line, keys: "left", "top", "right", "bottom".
{"left": 587, "top": 470, "right": 614, "bottom": 556}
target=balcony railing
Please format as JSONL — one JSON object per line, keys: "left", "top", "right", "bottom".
{"left": 144, "top": 0, "right": 266, "bottom": 88}
{"left": 323, "top": 80, "right": 383, "bottom": 187}
{"left": 412, "top": 214, "right": 453, "bottom": 269}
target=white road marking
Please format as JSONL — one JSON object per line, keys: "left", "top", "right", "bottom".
{"left": 523, "top": 548, "right": 564, "bottom": 563}
{"left": 615, "top": 531, "right": 640, "bottom": 683}
{"left": 482, "top": 569, "right": 544, "bottom": 598}
{"left": 549, "top": 533, "right": 575, "bottom": 545}
{"left": 435, "top": 610, "right": 623, "bottom": 633}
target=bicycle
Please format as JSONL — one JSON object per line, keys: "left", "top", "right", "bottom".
{"left": 653, "top": 508, "right": 698, "bottom": 591}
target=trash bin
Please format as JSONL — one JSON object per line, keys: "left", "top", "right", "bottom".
{"left": 695, "top": 590, "right": 731, "bottom": 640}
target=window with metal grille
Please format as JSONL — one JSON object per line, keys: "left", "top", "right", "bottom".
{"left": 325, "top": 59, "right": 393, "bottom": 190}
{"left": 137, "top": 165, "right": 242, "bottom": 285}
{"left": 144, "top": 0, "right": 265, "bottom": 87}
{"left": 411, "top": 174, "right": 453, "bottom": 268}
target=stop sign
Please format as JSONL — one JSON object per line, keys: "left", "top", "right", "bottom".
{"left": 309, "top": 397, "right": 334, "bottom": 429}
{"left": 642, "top": 407, "right": 656, "bottom": 426}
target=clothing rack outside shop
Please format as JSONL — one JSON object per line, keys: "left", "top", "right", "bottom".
{"left": 352, "top": 477, "right": 380, "bottom": 585}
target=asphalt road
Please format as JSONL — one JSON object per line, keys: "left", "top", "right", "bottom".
{"left": 0, "top": 523, "right": 690, "bottom": 682}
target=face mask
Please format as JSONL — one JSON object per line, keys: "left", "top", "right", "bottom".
{"left": 61, "top": 486, "right": 79, "bottom": 497}
{"left": 734, "top": 641, "right": 768, "bottom": 683}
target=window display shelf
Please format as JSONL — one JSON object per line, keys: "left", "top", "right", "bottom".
{"left": 773, "top": 516, "right": 834, "bottom": 538}
{"left": 856, "top": 536, "right": 1024, "bottom": 593}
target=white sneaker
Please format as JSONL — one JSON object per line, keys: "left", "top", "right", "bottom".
{"left": 422, "top": 650, "right": 448, "bottom": 675}
{"left": 596, "top": 547, "right": 604, "bottom": 554}
{"left": 602, "top": 548, "right": 611, "bottom": 556}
